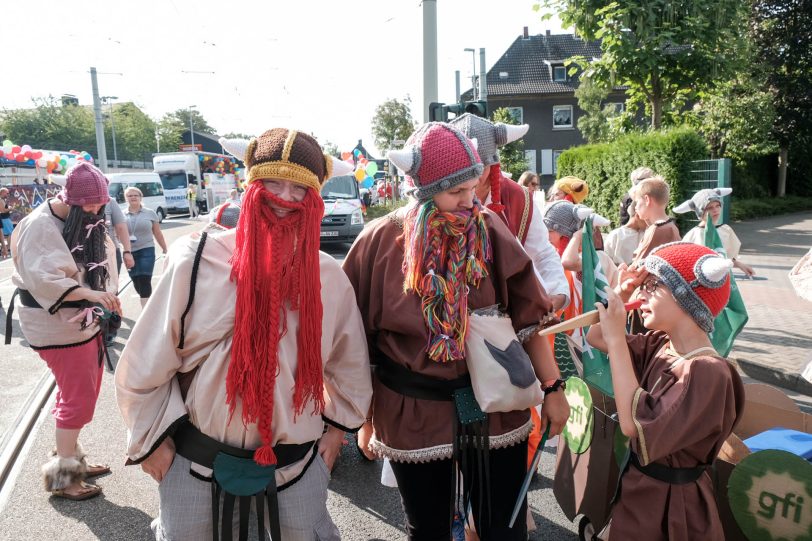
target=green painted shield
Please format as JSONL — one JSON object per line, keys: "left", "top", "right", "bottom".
{"left": 562, "top": 376, "right": 594, "bottom": 455}
{"left": 728, "top": 449, "right": 812, "bottom": 541}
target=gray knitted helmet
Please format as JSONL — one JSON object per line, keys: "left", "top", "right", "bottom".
{"left": 449, "top": 113, "right": 529, "bottom": 167}
{"left": 543, "top": 200, "right": 594, "bottom": 238}
{"left": 209, "top": 202, "right": 241, "bottom": 229}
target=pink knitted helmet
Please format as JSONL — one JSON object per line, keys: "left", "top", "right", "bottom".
{"left": 58, "top": 162, "right": 110, "bottom": 206}
{"left": 387, "top": 123, "right": 483, "bottom": 202}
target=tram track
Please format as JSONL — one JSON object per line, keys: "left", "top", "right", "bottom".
{"left": 0, "top": 370, "right": 55, "bottom": 500}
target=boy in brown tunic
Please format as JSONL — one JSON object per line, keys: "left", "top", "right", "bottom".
{"left": 629, "top": 176, "right": 681, "bottom": 264}
{"left": 587, "top": 242, "right": 745, "bottom": 541}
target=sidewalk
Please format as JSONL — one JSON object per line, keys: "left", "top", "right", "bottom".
{"left": 728, "top": 211, "right": 812, "bottom": 396}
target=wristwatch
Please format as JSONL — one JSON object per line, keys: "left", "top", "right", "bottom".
{"left": 542, "top": 378, "right": 567, "bottom": 395}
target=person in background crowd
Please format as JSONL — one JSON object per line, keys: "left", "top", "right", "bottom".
{"left": 518, "top": 171, "right": 541, "bottom": 193}
{"left": 187, "top": 182, "right": 198, "bottom": 218}
{"left": 103, "top": 200, "right": 134, "bottom": 345}
{"left": 225, "top": 188, "right": 241, "bottom": 206}
{"left": 10, "top": 162, "right": 120, "bottom": 500}
{"left": 605, "top": 198, "right": 647, "bottom": 266}
{"left": 548, "top": 176, "right": 589, "bottom": 204}
{"left": 116, "top": 129, "right": 371, "bottom": 540}
{"left": 0, "top": 187, "right": 13, "bottom": 258}
{"left": 124, "top": 187, "right": 167, "bottom": 307}
{"left": 676, "top": 187, "right": 756, "bottom": 277}
{"left": 629, "top": 176, "right": 681, "bottom": 264}
{"left": 619, "top": 167, "right": 656, "bottom": 226}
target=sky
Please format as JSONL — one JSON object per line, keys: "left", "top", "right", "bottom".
{"left": 4, "top": 0, "right": 564, "bottom": 157}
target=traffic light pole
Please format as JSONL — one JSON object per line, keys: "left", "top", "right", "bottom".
{"left": 422, "top": 0, "right": 438, "bottom": 122}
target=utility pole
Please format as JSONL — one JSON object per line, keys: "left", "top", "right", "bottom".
{"left": 455, "top": 70, "right": 461, "bottom": 104}
{"left": 464, "top": 48, "right": 477, "bottom": 100}
{"left": 189, "top": 105, "right": 197, "bottom": 149}
{"left": 90, "top": 67, "right": 109, "bottom": 172}
{"left": 102, "top": 96, "right": 119, "bottom": 164}
{"left": 422, "top": 0, "right": 438, "bottom": 122}
{"left": 479, "top": 48, "right": 488, "bottom": 102}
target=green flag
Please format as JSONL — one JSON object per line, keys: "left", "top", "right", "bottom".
{"left": 703, "top": 215, "right": 749, "bottom": 356}
{"left": 580, "top": 217, "right": 614, "bottom": 396}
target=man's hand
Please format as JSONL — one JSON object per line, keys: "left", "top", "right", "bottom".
{"left": 616, "top": 263, "right": 648, "bottom": 301}
{"left": 123, "top": 252, "right": 135, "bottom": 269}
{"left": 550, "top": 294, "right": 567, "bottom": 313}
{"left": 356, "top": 420, "right": 376, "bottom": 460}
{"left": 539, "top": 390, "right": 569, "bottom": 437}
{"left": 317, "top": 425, "right": 346, "bottom": 471}
{"left": 141, "top": 437, "right": 176, "bottom": 483}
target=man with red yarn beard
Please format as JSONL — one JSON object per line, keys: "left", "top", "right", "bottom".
{"left": 116, "top": 129, "right": 372, "bottom": 541}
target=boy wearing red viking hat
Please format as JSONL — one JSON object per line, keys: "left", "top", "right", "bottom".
{"left": 116, "top": 129, "right": 372, "bottom": 541}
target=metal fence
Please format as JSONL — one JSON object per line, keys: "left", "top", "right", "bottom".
{"left": 688, "top": 158, "right": 732, "bottom": 225}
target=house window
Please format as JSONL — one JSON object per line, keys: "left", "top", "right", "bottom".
{"left": 553, "top": 151, "right": 563, "bottom": 175}
{"left": 506, "top": 107, "right": 524, "bottom": 124}
{"left": 553, "top": 65, "right": 567, "bottom": 82}
{"left": 606, "top": 102, "right": 625, "bottom": 116}
{"left": 524, "top": 149, "right": 537, "bottom": 172}
{"left": 553, "top": 105, "right": 573, "bottom": 129}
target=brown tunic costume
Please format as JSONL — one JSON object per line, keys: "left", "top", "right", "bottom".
{"left": 632, "top": 218, "right": 681, "bottom": 264}
{"left": 610, "top": 331, "right": 745, "bottom": 541}
{"left": 342, "top": 209, "right": 552, "bottom": 462}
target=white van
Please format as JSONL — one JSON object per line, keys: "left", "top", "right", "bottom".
{"left": 107, "top": 172, "right": 168, "bottom": 222}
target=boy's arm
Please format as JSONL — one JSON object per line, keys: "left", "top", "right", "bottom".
{"left": 561, "top": 229, "right": 583, "bottom": 272}
{"left": 592, "top": 287, "right": 641, "bottom": 438}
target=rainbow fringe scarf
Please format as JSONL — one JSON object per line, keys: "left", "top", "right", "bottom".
{"left": 402, "top": 201, "right": 491, "bottom": 362}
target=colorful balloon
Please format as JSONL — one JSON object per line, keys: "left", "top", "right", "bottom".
{"left": 354, "top": 168, "right": 366, "bottom": 181}
{"left": 366, "top": 162, "right": 378, "bottom": 176}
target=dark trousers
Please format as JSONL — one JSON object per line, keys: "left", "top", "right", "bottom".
{"left": 389, "top": 439, "right": 528, "bottom": 541}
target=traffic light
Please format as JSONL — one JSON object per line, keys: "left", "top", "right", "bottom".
{"left": 464, "top": 100, "right": 488, "bottom": 118}
{"left": 428, "top": 102, "right": 481, "bottom": 122}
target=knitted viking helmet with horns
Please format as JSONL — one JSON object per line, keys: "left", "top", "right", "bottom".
{"left": 644, "top": 242, "right": 732, "bottom": 333}
{"left": 448, "top": 113, "right": 528, "bottom": 212}
{"left": 673, "top": 187, "right": 733, "bottom": 220}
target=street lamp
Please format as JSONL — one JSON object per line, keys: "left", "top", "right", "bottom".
{"left": 101, "top": 95, "right": 118, "bottom": 164}
{"left": 188, "top": 105, "right": 197, "bottom": 149}
{"left": 464, "top": 48, "right": 477, "bottom": 100}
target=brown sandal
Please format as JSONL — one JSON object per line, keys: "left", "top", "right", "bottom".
{"left": 86, "top": 464, "right": 111, "bottom": 477}
{"left": 51, "top": 482, "right": 102, "bottom": 501}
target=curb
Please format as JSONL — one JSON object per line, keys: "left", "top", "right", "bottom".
{"left": 735, "top": 357, "right": 812, "bottom": 397}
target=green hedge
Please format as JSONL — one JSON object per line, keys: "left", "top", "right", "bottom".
{"left": 556, "top": 128, "right": 708, "bottom": 228}
{"left": 364, "top": 199, "right": 408, "bottom": 221}
{"left": 730, "top": 196, "right": 812, "bottom": 221}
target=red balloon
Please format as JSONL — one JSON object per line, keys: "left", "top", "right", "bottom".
{"left": 16, "top": 154, "right": 26, "bottom": 162}
{"left": 12, "top": 145, "right": 21, "bottom": 154}
{"left": 32, "top": 151, "right": 42, "bottom": 159}
{"left": 0, "top": 150, "right": 4, "bottom": 157}
{"left": 24, "top": 151, "right": 32, "bottom": 158}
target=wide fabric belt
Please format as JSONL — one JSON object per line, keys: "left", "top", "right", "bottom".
{"left": 373, "top": 350, "right": 471, "bottom": 402}
{"left": 630, "top": 451, "right": 709, "bottom": 485}
{"left": 173, "top": 420, "right": 313, "bottom": 470}
{"left": 173, "top": 420, "right": 314, "bottom": 541}
{"left": 17, "top": 288, "right": 87, "bottom": 310}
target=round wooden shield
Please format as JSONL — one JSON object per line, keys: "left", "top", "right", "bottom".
{"left": 562, "top": 376, "right": 594, "bottom": 455}
{"left": 728, "top": 449, "right": 812, "bottom": 541}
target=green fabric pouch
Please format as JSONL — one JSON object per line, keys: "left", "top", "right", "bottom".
{"left": 453, "top": 386, "right": 487, "bottom": 425}
{"left": 212, "top": 452, "right": 275, "bottom": 497}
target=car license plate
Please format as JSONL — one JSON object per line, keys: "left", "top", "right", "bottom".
{"left": 320, "top": 230, "right": 339, "bottom": 237}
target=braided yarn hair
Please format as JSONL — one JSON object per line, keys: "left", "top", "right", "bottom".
{"left": 62, "top": 205, "right": 109, "bottom": 293}
{"left": 402, "top": 200, "right": 491, "bottom": 362}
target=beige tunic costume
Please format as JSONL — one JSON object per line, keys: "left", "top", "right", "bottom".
{"left": 12, "top": 200, "right": 118, "bottom": 346}
{"left": 342, "top": 211, "right": 552, "bottom": 462}
{"left": 683, "top": 223, "right": 741, "bottom": 259}
{"left": 610, "top": 330, "right": 744, "bottom": 541}
{"left": 115, "top": 228, "right": 372, "bottom": 486}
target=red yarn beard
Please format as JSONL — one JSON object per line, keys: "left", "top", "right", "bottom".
{"left": 228, "top": 181, "right": 325, "bottom": 466}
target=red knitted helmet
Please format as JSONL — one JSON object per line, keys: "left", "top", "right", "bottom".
{"left": 644, "top": 242, "right": 732, "bottom": 332}
{"left": 387, "top": 123, "right": 483, "bottom": 202}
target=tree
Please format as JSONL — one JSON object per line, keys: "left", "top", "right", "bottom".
{"left": 1, "top": 96, "right": 97, "bottom": 155}
{"left": 106, "top": 102, "right": 158, "bottom": 161}
{"left": 320, "top": 140, "right": 340, "bottom": 158}
{"left": 573, "top": 74, "right": 611, "bottom": 143}
{"left": 536, "top": 0, "right": 745, "bottom": 128}
{"left": 490, "top": 108, "right": 526, "bottom": 180}
{"left": 370, "top": 97, "right": 416, "bottom": 153}
{"left": 156, "top": 108, "right": 218, "bottom": 153}
{"left": 750, "top": 0, "right": 812, "bottom": 196}
{"left": 222, "top": 132, "right": 255, "bottom": 140}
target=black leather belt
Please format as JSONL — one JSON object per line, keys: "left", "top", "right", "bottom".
{"left": 630, "top": 451, "right": 709, "bottom": 485}
{"left": 17, "top": 288, "right": 87, "bottom": 310}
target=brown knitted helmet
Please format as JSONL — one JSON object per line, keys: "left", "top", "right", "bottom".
{"left": 245, "top": 128, "right": 333, "bottom": 192}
